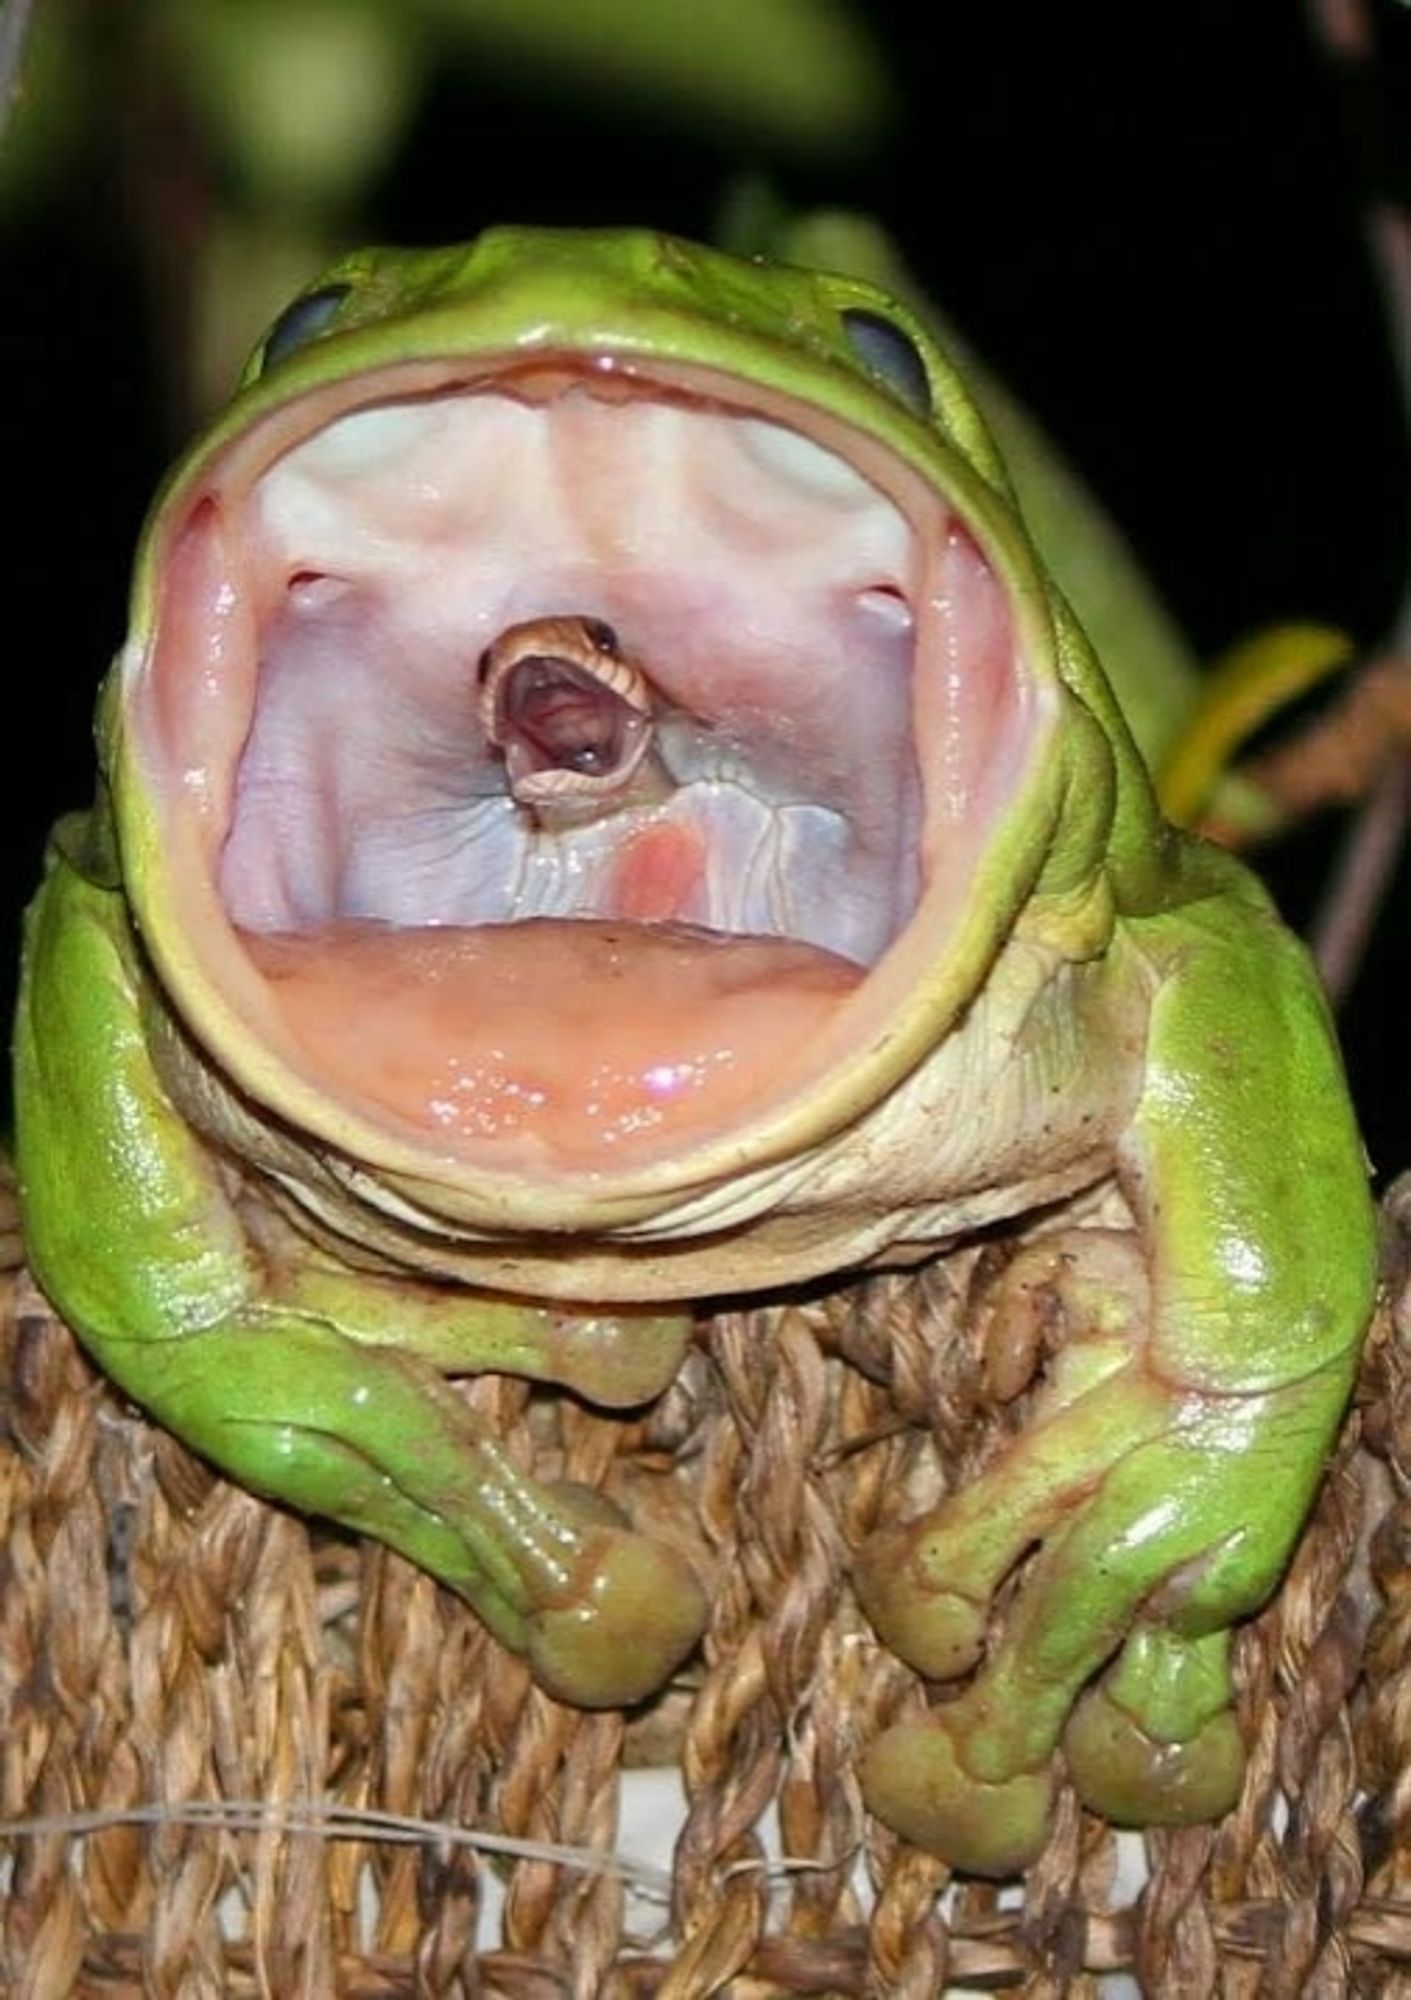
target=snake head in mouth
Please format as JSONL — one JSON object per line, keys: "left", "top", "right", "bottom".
{"left": 476, "top": 614, "right": 671, "bottom": 827}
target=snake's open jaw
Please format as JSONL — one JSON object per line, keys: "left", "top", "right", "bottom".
{"left": 477, "top": 616, "right": 669, "bottom": 827}
{"left": 134, "top": 359, "right": 1047, "bottom": 1182}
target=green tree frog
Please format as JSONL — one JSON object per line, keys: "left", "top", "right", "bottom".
{"left": 13, "top": 227, "right": 1376, "bottom": 1876}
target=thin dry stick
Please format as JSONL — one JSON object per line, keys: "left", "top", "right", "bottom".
{"left": 1312, "top": 757, "right": 1411, "bottom": 1003}
{"left": 0, "top": 1801, "right": 675, "bottom": 1895}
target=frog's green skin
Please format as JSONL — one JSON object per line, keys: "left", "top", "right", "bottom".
{"left": 764, "top": 210, "right": 1284, "bottom": 835}
{"left": 751, "top": 209, "right": 1206, "bottom": 775}
{"left": 14, "top": 228, "right": 1375, "bottom": 1876}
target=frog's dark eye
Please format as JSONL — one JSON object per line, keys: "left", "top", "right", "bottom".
{"left": 260, "top": 283, "right": 354, "bottom": 373}
{"left": 840, "top": 308, "right": 931, "bottom": 417}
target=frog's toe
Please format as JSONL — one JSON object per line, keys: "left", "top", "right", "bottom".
{"left": 524, "top": 1524, "right": 708, "bottom": 1708}
{"left": 1065, "top": 1681, "right": 1245, "bottom": 1826}
{"left": 853, "top": 1525, "right": 989, "bottom": 1679}
{"left": 862, "top": 1715, "right": 1055, "bottom": 1876}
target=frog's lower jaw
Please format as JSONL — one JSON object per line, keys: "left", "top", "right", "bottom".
{"left": 124, "top": 350, "right": 1060, "bottom": 1252}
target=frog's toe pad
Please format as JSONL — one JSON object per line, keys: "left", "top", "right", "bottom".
{"left": 854, "top": 1531, "right": 988, "bottom": 1680}
{"left": 1065, "top": 1682, "right": 1245, "bottom": 1826}
{"left": 525, "top": 1528, "right": 708, "bottom": 1709}
{"left": 862, "top": 1716, "right": 1054, "bottom": 1876}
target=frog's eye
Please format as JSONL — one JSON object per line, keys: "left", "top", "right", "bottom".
{"left": 259, "top": 283, "right": 354, "bottom": 373}
{"left": 840, "top": 308, "right": 931, "bottom": 418}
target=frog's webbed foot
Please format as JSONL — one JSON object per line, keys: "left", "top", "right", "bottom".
{"left": 863, "top": 1630, "right": 1244, "bottom": 1877}
{"left": 854, "top": 1234, "right": 1344, "bottom": 1873}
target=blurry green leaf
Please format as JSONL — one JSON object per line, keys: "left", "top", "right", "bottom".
{"left": 0, "top": 3, "right": 89, "bottom": 219}
{"left": 415, "top": 0, "right": 892, "bottom": 153}
{"left": 165, "top": 0, "right": 426, "bottom": 214}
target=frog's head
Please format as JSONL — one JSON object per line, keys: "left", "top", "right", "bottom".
{"left": 108, "top": 227, "right": 1135, "bottom": 1298}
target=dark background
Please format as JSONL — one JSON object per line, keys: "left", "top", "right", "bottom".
{"left": 2, "top": 0, "right": 1407, "bottom": 1167}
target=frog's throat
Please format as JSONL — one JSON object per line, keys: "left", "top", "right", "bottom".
{"left": 122, "top": 352, "right": 1067, "bottom": 1247}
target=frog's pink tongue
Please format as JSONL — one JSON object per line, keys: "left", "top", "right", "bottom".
{"left": 242, "top": 919, "right": 861, "bottom": 1166}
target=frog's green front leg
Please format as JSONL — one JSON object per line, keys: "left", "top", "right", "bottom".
{"left": 269, "top": 1251, "right": 694, "bottom": 1410}
{"left": 107, "top": 1311, "right": 707, "bottom": 1703}
{"left": 858, "top": 884, "right": 1375, "bottom": 1873}
{"left": 15, "top": 850, "right": 707, "bottom": 1707}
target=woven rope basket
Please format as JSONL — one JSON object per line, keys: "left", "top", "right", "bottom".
{"left": 3, "top": 1165, "right": 1409, "bottom": 1997}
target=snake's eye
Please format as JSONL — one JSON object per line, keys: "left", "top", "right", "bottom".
{"left": 259, "top": 284, "right": 354, "bottom": 373}
{"left": 476, "top": 646, "right": 492, "bottom": 685}
{"left": 841, "top": 308, "right": 931, "bottom": 418}
{"left": 583, "top": 618, "right": 619, "bottom": 655}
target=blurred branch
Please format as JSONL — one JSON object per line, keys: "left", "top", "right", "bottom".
{"left": 1312, "top": 759, "right": 1411, "bottom": 1002}
{"left": 1305, "top": 0, "right": 1411, "bottom": 1001}
{"left": 0, "top": 0, "right": 37, "bottom": 143}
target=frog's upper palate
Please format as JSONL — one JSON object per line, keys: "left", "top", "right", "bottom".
{"left": 135, "top": 355, "right": 1053, "bottom": 1263}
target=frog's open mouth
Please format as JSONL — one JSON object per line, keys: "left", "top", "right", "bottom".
{"left": 137, "top": 361, "right": 1043, "bottom": 1177}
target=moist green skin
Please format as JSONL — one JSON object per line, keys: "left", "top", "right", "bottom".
{"left": 13, "top": 227, "right": 1376, "bottom": 1875}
